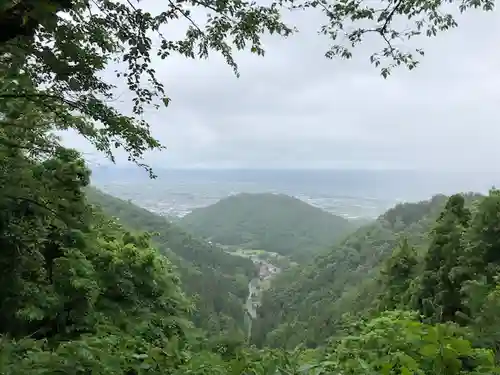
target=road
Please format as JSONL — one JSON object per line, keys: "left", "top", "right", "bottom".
{"left": 243, "top": 259, "right": 281, "bottom": 339}
{"left": 222, "top": 248, "right": 282, "bottom": 340}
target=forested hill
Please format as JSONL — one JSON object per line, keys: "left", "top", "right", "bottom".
{"left": 179, "top": 192, "right": 353, "bottom": 259}
{"left": 252, "top": 193, "right": 482, "bottom": 348}
{"left": 86, "top": 188, "right": 256, "bottom": 336}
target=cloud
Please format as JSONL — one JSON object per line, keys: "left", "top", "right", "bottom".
{"left": 62, "top": 3, "right": 500, "bottom": 171}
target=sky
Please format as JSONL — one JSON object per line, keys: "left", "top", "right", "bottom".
{"left": 63, "top": 2, "right": 500, "bottom": 171}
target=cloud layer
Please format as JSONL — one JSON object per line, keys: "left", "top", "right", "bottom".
{"left": 63, "top": 5, "right": 500, "bottom": 171}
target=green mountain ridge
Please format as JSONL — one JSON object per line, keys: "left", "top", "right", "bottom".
{"left": 85, "top": 187, "right": 256, "bottom": 337}
{"left": 179, "top": 192, "right": 354, "bottom": 260}
{"left": 252, "top": 192, "right": 483, "bottom": 348}
{"left": 4, "top": 150, "right": 500, "bottom": 374}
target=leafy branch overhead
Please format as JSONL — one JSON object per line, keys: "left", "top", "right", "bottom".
{"left": 0, "top": 0, "right": 494, "bottom": 170}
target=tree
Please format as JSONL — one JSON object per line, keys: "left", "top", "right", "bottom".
{"left": 0, "top": 135, "right": 198, "bottom": 373}
{"left": 319, "top": 310, "right": 496, "bottom": 375}
{"left": 0, "top": 0, "right": 494, "bottom": 174}
{"left": 0, "top": 0, "right": 291, "bottom": 175}
{"left": 378, "top": 237, "right": 418, "bottom": 310}
{"left": 417, "top": 194, "right": 471, "bottom": 323}
{"left": 465, "top": 189, "right": 500, "bottom": 282}
{"left": 0, "top": 136, "right": 191, "bottom": 338}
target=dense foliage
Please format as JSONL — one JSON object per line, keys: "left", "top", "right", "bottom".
{"left": 86, "top": 188, "right": 256, "bottom": 337}
{"left": 6, "top": 133, "right": 500, "bottom": 374}
{"left": 3, "top": 120, "right": 500, "bottom": 374}
{"left": 252, "top": 193, "right": 482, "bottom": 348}
{"left": 1, "top": 0, "right": 499, "bottom": 373}
{"left": 179, "top": 192, "right": 353, "bottom": 260}
{"left": 0, "top": 137, "right": 197, "bottom": 373}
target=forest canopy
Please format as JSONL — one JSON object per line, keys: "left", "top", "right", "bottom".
{"left": 179, "top": 192, "right": 353, "bottom": 260}
{"left": 0, "top": 0, "right": 498, "bottom": 373}
{"left": 86, "top": 188, "right": 256, "bottom": 337}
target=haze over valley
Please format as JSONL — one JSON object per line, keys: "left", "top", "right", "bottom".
{"left": 90, "top": 167, "right": 500, "bottom": 220}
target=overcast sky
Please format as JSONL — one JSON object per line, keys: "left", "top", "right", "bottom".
{"left": 64, "top": 3, "right": 500, "bottom": 171}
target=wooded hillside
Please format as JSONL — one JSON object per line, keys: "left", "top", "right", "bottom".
{"left": 179, "top": 193, "right": 353, "bottom": 260}
{"left": 86, "top": 188, "right": 256, "bottom": 337}
{"left": 252, "top": 193, "right": 483, "bottom": 348}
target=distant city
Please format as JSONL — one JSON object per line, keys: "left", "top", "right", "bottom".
{"left": 90, "top": 167, "right": 500, "bottom": 220}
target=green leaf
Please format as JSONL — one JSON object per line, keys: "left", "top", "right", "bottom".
{"left": 449, "top": 338, "right": 472, "bottom": 355}
{"left": 419, "top": 344, "right": 438, "bottom": 357}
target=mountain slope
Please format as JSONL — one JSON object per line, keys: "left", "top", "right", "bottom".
{"left": 86, "top": 188, "right": 256, "bottom": 336}
{"left": 252, "top": 193, "right": 482, "bottom": 348}
{"left": 179, "top": 193, "right": 353, "bottom": 259}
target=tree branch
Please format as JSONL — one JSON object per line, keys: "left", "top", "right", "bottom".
{"left": 4, "top": 194, "right": 68, "bottom": 224}
{"left": 379, "top": 0, "right": 404, "bottom": 34}
{"left": 0, "top": 92, "right": 79, "bottom": 110}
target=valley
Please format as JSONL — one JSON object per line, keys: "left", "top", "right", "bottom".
{"left": 83, "top": 186, "right": 500, "bottom": 366}
{"left": 2, "top": 3, "right": 498, "bottom": 373}
{"left": 5, "top": 179, "right": 500, "bottom": 374}
{"left": 224, "top": 248, "right": 284, "bottom": 339}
